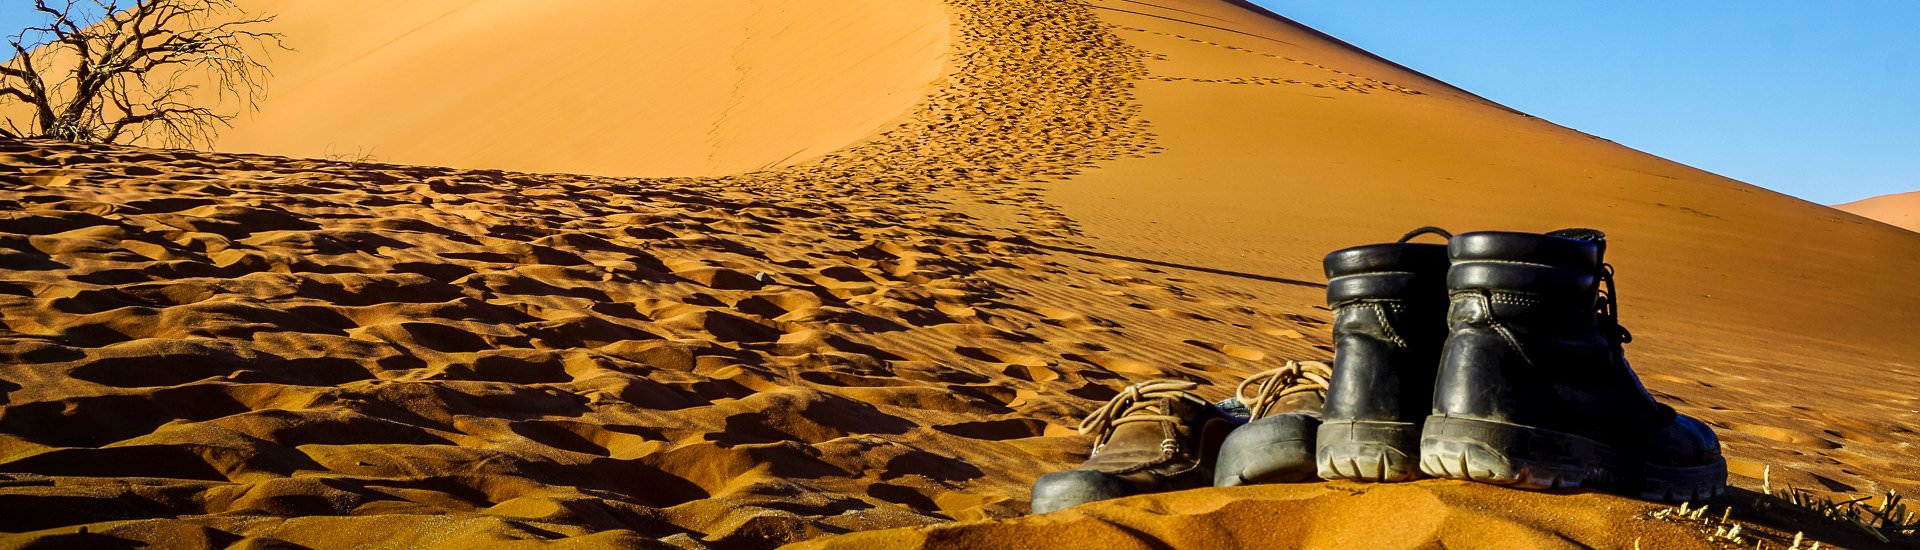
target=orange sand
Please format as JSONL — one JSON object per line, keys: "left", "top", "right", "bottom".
{"left": 2, "top": 0, "right": 1916, "bottom": 548}
{"left": 1837, "top": 190, "right": 1920, "bottom": 233}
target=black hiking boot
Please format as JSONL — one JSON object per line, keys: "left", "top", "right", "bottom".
{"left": 1418, "top": 229, "right": 1727, "bottom": 502}
{"left": 1031, "top": 380, "right": 1241, "bottom": 514}
{"left": 1214, "top": 360, "right": 1333, "bottom": 486}
{"left": 1315, "top": 227, "right": 1453, "bottom": 482}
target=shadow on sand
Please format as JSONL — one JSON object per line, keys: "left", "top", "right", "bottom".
{"left": 1026, "top": 242, "right": 1327, "bottom": 289}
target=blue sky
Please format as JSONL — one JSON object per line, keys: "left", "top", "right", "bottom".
{"left": 1256, "top": 1, "right": 1919, "bottom": 205}
{"left": 6, "top": 3, "right": 1914, "bottom": 204}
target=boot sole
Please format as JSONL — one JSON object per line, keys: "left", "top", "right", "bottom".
{"left": 1316, "top": 420, "right": 1421, "bottom": 482}
{"left": 1640, "top": 460, "right": 1730, "bottom": 503}
{"left": 1419, "top": 415, "right": 1727, "bottom": 501}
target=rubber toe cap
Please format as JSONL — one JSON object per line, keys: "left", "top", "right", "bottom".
{"left": 1214, "top": 414, "right": 1319, "bottom": 487}
{"left": 1031, "top": 470, "right": 1131, "bottom": 514}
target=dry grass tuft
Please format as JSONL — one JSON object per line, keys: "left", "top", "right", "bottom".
{"left": 1647, "top": 465, "right": 1918, "bottom": 548}
{"left": 1759, "top": 465, "right": 1918, "bottom": 545}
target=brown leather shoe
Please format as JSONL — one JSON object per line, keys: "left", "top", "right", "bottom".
{"left": 1214, "top": 360, "right": 1334, "bottom": 486}
{"left": 1030, "top": 380, "right": 1241, "bottom": 513}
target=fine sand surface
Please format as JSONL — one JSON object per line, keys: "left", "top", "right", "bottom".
{"left": 1837, "top": 190, "right": 1920, "bottom": 232}
{"left": 3, "top": 0, "right": 1918, "bottom": 548}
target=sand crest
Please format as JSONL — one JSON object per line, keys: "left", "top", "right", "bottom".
{"left": 1837, "top": 190, "right": 1920, "bottom": 233}
{"left": 800, "top": 482, "right": 1733, "bottom": 549}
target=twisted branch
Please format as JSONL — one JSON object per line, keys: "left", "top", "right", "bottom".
{"left": 1, "top": 0, "right": 284, "bottom": 147}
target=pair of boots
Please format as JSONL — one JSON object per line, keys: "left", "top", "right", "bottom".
{"left": 1031, "top": 228, "right": 1726, "bottom": 514}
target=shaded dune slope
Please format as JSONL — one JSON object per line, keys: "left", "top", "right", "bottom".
{"left": 169, "top": 0, "right": 953, "bottom": 177}
{"left": 1, "top": 0, "right": 1916, "bottom": 548}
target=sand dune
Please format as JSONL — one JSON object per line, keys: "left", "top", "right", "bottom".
{"left": 11, "top": 0, "right": 954, "bottom": 177}
{"left": 2, "top": 0, "right": 1917, "bottom": 547}
{"left": 1836, "top": 190, "right": 1920, "bottom": 232}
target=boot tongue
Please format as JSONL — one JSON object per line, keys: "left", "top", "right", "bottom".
{"left": 1547, "top": 228, "right": 1607, "bottom": 242}
{"left": 1103, "top": 420, "right": 1170, "bottom": 452}
{"left": 1547, "top": 228, "right": 1609, "bottom": 263}
{"left": 1083, "top": 395, "right": 1192, "bottom": 470}
{"left": 1241, "top": 360, "right": 1332, "bottom": 419}
{"left": 1266, "top": 391, "right": 1326, "bottom": 418}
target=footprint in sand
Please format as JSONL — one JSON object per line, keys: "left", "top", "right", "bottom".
{"left": 1028, "top": 306, "right": 1117, "bottom": 331}
{"left": 1715, "top": 420, "right": 1840, "bottom": 449}
{"left": 1182, "top": 339, "right": 1267, "bottom": 361}
{"left": 1250, "top": 324, "right": 1309, "bottom": 339}
{"left": 931, "top": 418, "right": 1054, "bottom": 441}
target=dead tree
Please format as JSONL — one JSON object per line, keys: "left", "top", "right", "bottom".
{"left": 0, "top": 0, "right": 283, "bottom": 148}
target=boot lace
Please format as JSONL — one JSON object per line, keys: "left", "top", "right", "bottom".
{"left": 1078, "top": 379, "right": 1201, "bottom": 453}
{"left": 1235, "top": 360, "right": 1332, "bottom": 418}
{"left": 1597, "top": 263, "right": 1633, "bottom": 344}
{"left": 1397, "top": 226, "right": 1454, "bottom": 243}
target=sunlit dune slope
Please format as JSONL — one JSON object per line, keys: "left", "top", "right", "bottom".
{"left": 1836, "top": 190, "right": 1920, "bottom": 232}
{"left": 1054, "top": 1, "right": 1920, "bottom": 485}
{"left": 1064, "top": 0, "right": 1920, "bottom": 362}
{"left": 170, "top": 0, "right": 951, "bottom": 176}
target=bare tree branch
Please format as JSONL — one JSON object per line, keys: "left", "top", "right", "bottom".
{"left": 1, "top": 0, "right": 284, "bottom": 147}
